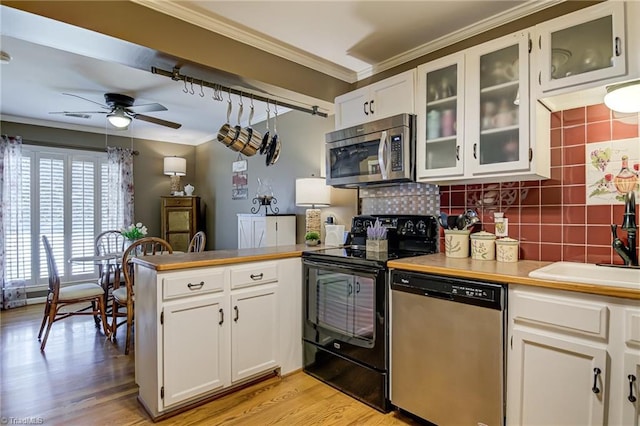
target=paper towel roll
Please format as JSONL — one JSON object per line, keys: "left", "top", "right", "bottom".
{"left": 325, "top": 225, "right": 345, "bottom": 247}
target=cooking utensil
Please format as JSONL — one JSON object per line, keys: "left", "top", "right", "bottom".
{"left": 240, "top": 102, "right": 262, "bottom": 156}
{"left": 439, "top": 212, "right": 449, "bottom": 229}
{"left": 259, "top": 104, "right": 270, "bottom": 155}
{"left": 447, "top": 216, "right": 458, "bottom": 230}
{"left": 216, "top": 99, "right": 235, "bottom": 146}
{"left": 266, "top": 105, "right": 279, "bottom": 166}
{"left": 456, "top": 214, "right": 466, "bottom": 231}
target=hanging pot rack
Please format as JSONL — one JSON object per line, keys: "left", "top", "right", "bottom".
{"left": 151, "top": 66, "right": 327, "bottom": 118}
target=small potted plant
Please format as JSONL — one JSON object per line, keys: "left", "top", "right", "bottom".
{"left": 305, "top": 231, "right": 320, "bottom": 246}
{"left": 366, "top": 219, "right": 388, "bottom": 253}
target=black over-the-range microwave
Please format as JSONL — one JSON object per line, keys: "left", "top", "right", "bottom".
{"left": 325, "top": 113, "right": 416, "bottom": 188}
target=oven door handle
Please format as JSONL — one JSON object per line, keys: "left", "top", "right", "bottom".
{"left": 377, "top": 130, "right": 388, "bottom": 180}
{"left": 303, "top": 259, "right": 384, "bottom": 275}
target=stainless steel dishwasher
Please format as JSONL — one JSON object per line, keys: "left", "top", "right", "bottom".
{"left": 390, "top": 271, "right": 506, "bottom": 426}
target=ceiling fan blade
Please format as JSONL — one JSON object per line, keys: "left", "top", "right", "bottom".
{"left": 126, "top": 103, "right": 167, "bottom": 114}
{"left": 62, "top": 93, "right": 109, "bottom": 109}
{"left": 133, "top": 114, "right": 182, "bottom": 129}
{"left": 49, "top": 110, "right": 107, "bottom": 115}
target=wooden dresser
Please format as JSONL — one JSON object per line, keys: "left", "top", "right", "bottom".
{"left": 160, "top": 196, "right": 201, "bottom": 252}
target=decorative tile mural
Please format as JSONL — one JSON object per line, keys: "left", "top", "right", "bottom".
{"left": 586, "top": 138, "right": 639, "bottom": 204}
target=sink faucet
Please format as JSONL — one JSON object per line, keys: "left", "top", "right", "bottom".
{"left": 612, "top": 191, "right": 638, "bottom": 266}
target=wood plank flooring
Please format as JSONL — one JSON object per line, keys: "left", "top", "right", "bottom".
{"left": 1, "top": 304, "right": 421, "bottom": 425}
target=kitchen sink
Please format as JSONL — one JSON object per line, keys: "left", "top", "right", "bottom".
{"left": 529, "top": 261, "right": 640, "bottom": 290}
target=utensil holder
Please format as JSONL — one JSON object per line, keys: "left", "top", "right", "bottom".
{"left": 444, "top": 229, "right": 470, "bottom": 258}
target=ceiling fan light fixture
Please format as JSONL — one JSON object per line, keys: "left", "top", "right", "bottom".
{"left": 604, "top": 80, "right": 640, "bottom": 113}
{"left": 107, "top": 109, "right": 132, "bottom": 128}
{"left": 0, "top": 51, "right": 12, "bottom": 64}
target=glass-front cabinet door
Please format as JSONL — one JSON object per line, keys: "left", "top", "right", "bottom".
{"left": 466, "top": 31, "right": 530, "bottom": 175}
{"left": 536, "top": 1, "right": 625, "bottom": 93}
{"left": 416, "top": 53, "right": 465, "bottom": 179}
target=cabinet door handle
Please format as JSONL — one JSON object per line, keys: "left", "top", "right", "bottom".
{"left": 364, "top": 101, "right": 369, "bottom": 116}
{"left": 250, "top": 273, "right": 263, "bottom": 280}
{"left": 187, "top": 281, "right": 205, "bottom": 290}
{"left": 473, "top": 143, "right": 477, "bottom": 159}
{"left": 218, "top": 308, "right": 224, "bottom": 325}
{"left": 370, "top": 100, "right": 374, "bottom": 114}
{"left": 615, "top": 37, "right": 622, "bottom": 57}
{"left": 234, "top": 306, "right": 239, "bottom": 322}
{"left": 629, "top": 374, "right": 637, "bottom": 402}
{"left": 348, "top": 283, "right": 353, "bottom": 296}
{"left": 592, "top": 367, "right": 601, "bottom": 394}
{"left": 538, "top": 71, "right": 541, "bottom": 85}
{"left": 455, "top": 145, "right": 460, "bottom": 161}
{"left": 356, "top": 281, "right": 360, "bottom": 293}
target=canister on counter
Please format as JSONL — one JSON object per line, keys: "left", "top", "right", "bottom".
{"left": 496, "top": 237, "right": 519, "bottom": 262}
{"left": 470, "top": 231, "right": 496, "bottom": 260}
{"left": 444, "top": 229, "right": 470, "bottom": 258}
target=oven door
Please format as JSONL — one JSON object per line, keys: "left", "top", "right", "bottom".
{"left": 303, "top": 258, "right": 387, "bottom": 370}
{"left": 325, "top": 125, "right": 411, "bottom": 187}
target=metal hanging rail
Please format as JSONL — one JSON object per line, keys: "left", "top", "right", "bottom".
{"left": 151, "top": 66, "right": 328, "bottom": 118}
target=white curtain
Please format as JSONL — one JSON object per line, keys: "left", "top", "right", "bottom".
{"left": 106, "top": 147, "right": 135, "bottom": 228}
{"left": 0, "top": 135, "right": 27, "bottom": 309}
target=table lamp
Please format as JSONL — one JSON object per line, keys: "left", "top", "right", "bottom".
{"left": 296, "top": 177, "right": 331, "bottom": 236}
{"left": 164, "top": 156, "right": 186, "bottom": 194}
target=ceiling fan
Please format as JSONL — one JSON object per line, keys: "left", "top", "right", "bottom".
{"left": 50, "top": 93, "right": 182, "bottom": 129}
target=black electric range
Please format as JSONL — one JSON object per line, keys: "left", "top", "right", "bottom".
{"left": 300, "top": 214, "right": 439, "bottom": 412}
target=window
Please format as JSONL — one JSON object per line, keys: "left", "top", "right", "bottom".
{"left": 5, "top": 146, "right": 122, "bottom": 287}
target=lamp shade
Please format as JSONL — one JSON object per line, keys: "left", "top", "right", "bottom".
{"left": 163, "top": 157, "right": 186, "bottom": 176}
{"left": 604, "top": 80, "right": 640, "bottom": 113}
{"left": 296, "top": 178, "right": 331, "bottom": 207}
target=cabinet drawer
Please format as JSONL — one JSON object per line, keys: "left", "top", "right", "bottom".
{"left": 625, "top": 308, "right": 640, "bottom": 347}
{"left": 512, "top": 289, "right": 609, "bottom": 340}
{"left": 163, "top": 269, "right": 225, "bottom": 300}
{"left": 163, "top": 197, "right": 194, "bottom": 207}
{"left": 230, "top": 262, "right": 277, "bottom": 289}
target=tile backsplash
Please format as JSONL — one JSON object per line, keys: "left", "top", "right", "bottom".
{"left": 439, "top": 103, "right": 639, "bottom": 263}
{"left": 360, "top": 182, "right": 439, "bottom": 216}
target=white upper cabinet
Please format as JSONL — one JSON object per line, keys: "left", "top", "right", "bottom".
{"left": 416, "top": 30, "right": 547, "bottom": 184}
{"left": 416, "top": 52, "right": 465, "bottom": 180}
{"left": 465, "top": 31, "right": 531, "bottom": 176}
{"left": 536, "top": 1, "right": 626, "bottom": 93}
{"left": 334, "top": 69, "right": 415, "bottom": 129}
{"left": 533, "top": 1, "right": 640, "bottom": 110}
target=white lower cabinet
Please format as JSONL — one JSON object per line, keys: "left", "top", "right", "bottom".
{"left": 163, "top": 294, "right": 228, "bottom": 407}
{"left": 507, "top": 285, "right": 640, "bottom": 426}
{"left": 135, "top": 258, "right": 302, "bottom": 419}
{"left": 231, "top": 284, "right": 278, "bottom": 382}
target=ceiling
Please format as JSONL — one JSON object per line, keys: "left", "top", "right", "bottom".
{"left": 0, "top": 1, "right": 552, "bottom": 146}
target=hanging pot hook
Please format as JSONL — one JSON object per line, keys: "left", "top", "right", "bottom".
{"left": 182, "top": 78, "right": 189, "bottom": 94}
{"left": 199, "top": 80, "right": 205, "bottom": 97}
{"left": 189, "top": 77, "right": 195, "bottom": 95}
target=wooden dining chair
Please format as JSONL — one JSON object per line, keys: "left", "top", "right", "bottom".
{"left": 112, "top": 237, "right": 173, "bottom": 355}
{"left": 38, "top": 235, "right": 110, "bottom": 351}
{"left": 188, "top": 231, "right": 206, "bottom": 253}
{"left": 94, "top": 230, "right": 126, "bottom": 307}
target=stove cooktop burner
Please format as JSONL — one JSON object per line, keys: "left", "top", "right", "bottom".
{"left": 304, "top": 246, "right": 435, "bottom": 266}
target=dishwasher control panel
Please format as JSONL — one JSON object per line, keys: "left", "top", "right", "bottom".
{"left": 391, "top": 271, "right": 504, "bottom": 310}
{"left": 450, "top": 284, "right": 495, "bottom": 302}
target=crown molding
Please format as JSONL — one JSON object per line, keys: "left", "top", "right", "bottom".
{"left": 134, "top": 0, "right": 563, "bottom": 84}
{"left": 132, "top": 0, "right": 358, "bottom": 83}
{"left": 357, "top": 0, "right": 564, "bottom": 80}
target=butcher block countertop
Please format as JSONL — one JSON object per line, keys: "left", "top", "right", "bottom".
{"left": 133, "top": 246, "right": 639, "bottom": 300}
{"left": 132, "top": 244, "right": 321, "bottom": 271}
{"left": 388, "top": 253, "right": 640, "bottom": 300}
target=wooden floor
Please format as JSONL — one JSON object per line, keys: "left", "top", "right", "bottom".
{"left": 1, "top": 304, "right": 421, "bottom": 425}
